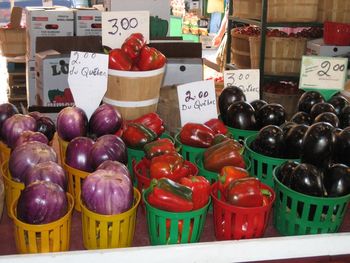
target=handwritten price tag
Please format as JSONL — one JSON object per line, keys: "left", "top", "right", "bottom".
{"left": 177, "top": 80, "right": 217, "bottom": 126}
{"left": 224, "top": 69, "right": 260, "bottom": 102}
{"left": 68, "top": 51, "right": 109, "bottom": 120}
{"left": 300, "top": 56, "right": 348, "bottom": 90}
{"left": 102, "top": 11, "right": 150, "bottom": 49}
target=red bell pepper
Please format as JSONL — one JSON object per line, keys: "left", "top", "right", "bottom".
{"left": 133, "top": 112, "right": 165, "bottom": 136}
{"left": 144, "top": 138, "right": 177, "bottom": 159}
{"left": 150, "top": 152, "right": 191, "bottom": 181}
{"left": 108, "top": 48, "right": 132, "bottom": 71}
{"left": 147, "top": 178, "right": 193, "bottom": 212}
{"left": 121, "top": 33, "right": 146, "bottom": 60}
{"left": 122, "top": 122, "right": 157, "bottom": 149}
{"left": 218, "top": 166, "right": 249, "bottom": 193}
{"left": 211, "top": 133, "right": 233, "bottom": 146}
{"left": 179, "top": 123, "right": 215, "bottom": 148}
{"left": 204, "top": 118, "right": 228, "bottom": 135}
{"left": 179, "top": 175, "right": 211, "bottom": 210}
{"left": 224, "top": 177, "right": 271, "bottom": 207}
{"left": 203, "top": 139, "right": 245, "bottom": 172}
{"left": 137, "top": 46, "right": 166, "bottom": 71}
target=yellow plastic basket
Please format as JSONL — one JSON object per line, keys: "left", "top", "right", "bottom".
{"left": 81, "top": 188, "right": 141, "bottom": 249}
{"left": 10, "top": 193, "right": 74, "bottom": 254}
{"left": 57, "top": 136, "right": 69, "bottom": 166}
{"left": 62, "top": 161, "right": 89, "bottom": 212}
{"left": 2, "top": 161, "right": 24, "bottom": 217}
{"left": 0, "top": 141, "right": 10, "bottom": 167}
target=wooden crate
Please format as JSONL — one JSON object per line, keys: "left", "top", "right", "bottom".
{"left": 318, "top": 0, "right": 350, "bottom": 23}
{"left": 233, "top": 0, "right": 318, "bottom": 22}
{"left": 0, "top": 28, "right": 26, "bottom": 57}
{"left": 249, "top": 36, "right": 307, "bottom": 76}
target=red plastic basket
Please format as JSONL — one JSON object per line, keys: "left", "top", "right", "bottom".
{"left": 133, "top": 158, "right": 199, "bottom": 195}
{"left": 211, "top": 182, "right": 275, "bottom": 240}
{"left": 324, "top": 21, "right": 350, "bottom": 46}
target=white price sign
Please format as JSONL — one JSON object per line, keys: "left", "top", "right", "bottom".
{"left": 177, "top": 80, "right": 217, "bottom": 126}
{"left": 299, "top": 56, "right": 348, "bottom": 90}
{"left": 102, "top": 11, "right": 150, "bottom": 49}
{"left": 68, "top": 51, "right": 109, "bottom": 120}
{"left": 223, "top": 69, "right": 260, "bottom": 102}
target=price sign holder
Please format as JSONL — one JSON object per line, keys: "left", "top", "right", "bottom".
{"left": 68, "top": 51, "right": 109, "bottom": 120}
{"left": 223, "top": 69, "right": 260, "bottom": 102}
{"left": 177, "top": 80, "right": 217, "bottom": 126}
{"left": 102, "top": 11, "right": 150, "bottom": 50}
{"left": 299, "top": 56, "right": 348, "bottom": 100}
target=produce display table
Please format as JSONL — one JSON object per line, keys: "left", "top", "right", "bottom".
{"left": 1, "top": 136, "right": 350, "bottom": 262}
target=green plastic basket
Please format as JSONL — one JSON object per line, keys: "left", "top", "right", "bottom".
{"left": 143, "top": 188, "right": 210, "bottom": 245}
{"left": 174, "top": 133, "right": 206, "bottom": 163}
{"left": 273, "top": 167, "right": 350, "bottom": 236}
{"left": 195, "top": 152, "right": 252, "bottom": 184}
{"left": 226, "top": 126, "right": 259, "bottom": 144}
{"left": 127, "top": 132, "right": 174, "bottom": 177}
{"left": 244, "top": 135, "right": 300, "bottom": 188}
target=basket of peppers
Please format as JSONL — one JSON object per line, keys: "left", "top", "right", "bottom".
{"left": 133, "top": 137, "right": 198, "bottom": 195}
{"left": 211, "top": 171, "right": 275, "bottom": 240}
{"left": 143, "top": 176, "right": 211, "bottom": 245}
{"left": 120, "top": 112, "right": 173, "bottom": 173}
{"left": 195, "top": 134, "right": 248, "bottom": 184}
{"left": 175, "top": 118, "right": 231, "bottom": 163}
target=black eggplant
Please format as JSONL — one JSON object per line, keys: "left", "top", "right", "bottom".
{"left": 334, "top": 127, "right": 350, "bottom": 166}
{"left": 313, "top": 112, "right": 340, "bottom": 128}
{"left": 250, "top": 99, "right": 268, "bottom": 112}
{"left": 250, "top": 125, "right": 285, "bottom": 158}
{"left": 301, "top": 122, "right": 335, "bottom": 169}
{"left": 297, "top": 91, "right": 325, "bottom": 113}
{"left": 290, "top": 163, "right": 326, "bottom": 197}
{"left": 290, "top": 111, "right": 312, "bottom": 125}
{"left": 276, "top": 161, "right": 299, "bottom": 187}
{"left": 310, "top": 102, "right": 336, "bottom": 120}
{"left": 36, "top": 116, "right": 56, "bottom": 142}
{"left": 280, "top": 121, "right": 297, "bottom": 137}
{"left": 226, "top": 101, "right": 257, "bottom": 130}
{"left": 339, "top": 105, "right": 350, "bottom": 129}
{"left": 285, "top": 124, "right": 308, "bottom": 159}
{"left": 218, "top": 86, "right": 246, "bottom": 123}
{"left": 256, "top": 103, "right": 286, "bottom": 128}
{"left": 324, "top": 163, "right": 350, "bottom": 197}
{"left": 328, "top": 95, "right": 349, "bottom": 116}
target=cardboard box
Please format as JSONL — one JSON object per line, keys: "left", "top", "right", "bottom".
{"left": 25, "top": 7, "right": 74, "bottom": 60}
{"left": 26, "top": 59, "right": 36, "bottom": 106}
{"left": 306, "top": 38, "right": 350, "bottom": 57}
{"left": 74, "top": 9, "right": 102, "bottom": 36}
{"left": 162, "top": 58, "right": 203, "bottom": 86}
{"left": 35, "top": 50, "right": 73, "bottom": 107}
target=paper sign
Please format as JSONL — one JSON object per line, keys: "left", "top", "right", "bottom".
{"left": 177, "top": 80, "right": 217, "bottom": 126}
{"left": 224, "top": 69, "right": 260, "bottom": 102}
{"left": 68, "top": 51, "right": 109, "bottom": 120}
{"left": 299, "top": 56, "right": 348, "bottom": 90}
{"left": 102, "top": 11, "right": 150, "bottom": 49}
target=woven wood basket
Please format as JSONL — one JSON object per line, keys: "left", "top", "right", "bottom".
{"left": 231, "top": 30, "right": 251, "bottom": 69}
{"left": 318, "top": 0, "right": 350, "bottom": 23}
{"left": 233, "top": 0, "right": 318, "bottom": 22}
{"left": 249, "top": 36, "right": 307, "bottom": 76}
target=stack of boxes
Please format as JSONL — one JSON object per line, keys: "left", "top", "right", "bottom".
{"left": 25, "top": 7, "right": 101, "bottom": 108}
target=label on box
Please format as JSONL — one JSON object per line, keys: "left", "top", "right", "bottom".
{"left": 68, "top": 51, "right": 108, "bottom": 119}
{"left": 102, "top": 11, "right": 150, "bottom": 49}
{"left": 177, "top": 79, "right": 217, "bottom": 126}
{"left": 224, "top": 69, "right": 260, "bottom": 102}
{"left": 299, "top": 56, "right": 348, "bottom": 90}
